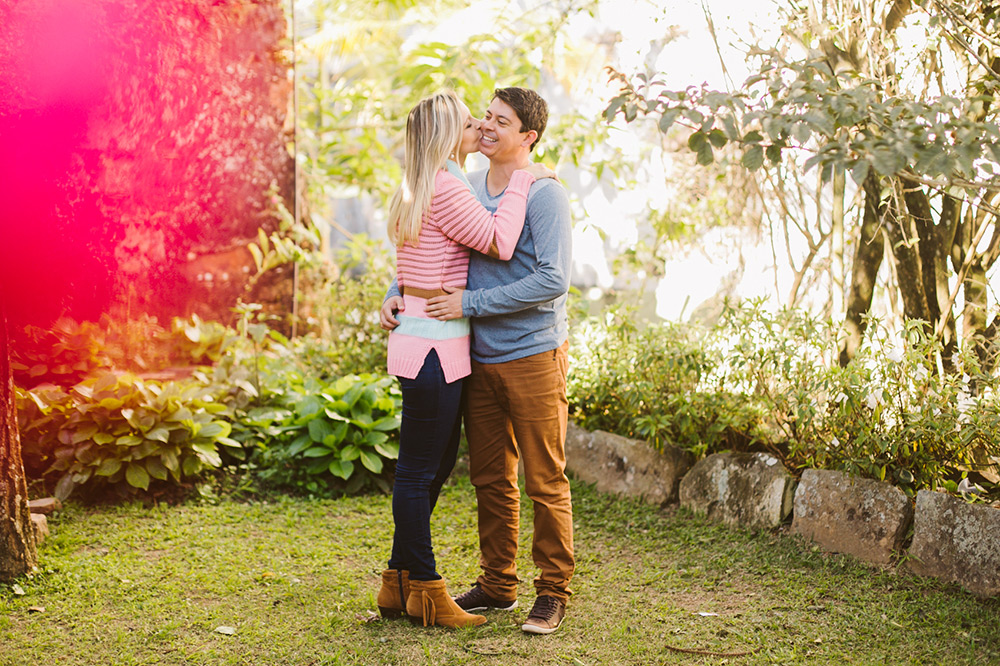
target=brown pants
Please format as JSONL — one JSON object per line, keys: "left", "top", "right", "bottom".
{"left": 464, "top": 342, "right": 574, "bottom": 602}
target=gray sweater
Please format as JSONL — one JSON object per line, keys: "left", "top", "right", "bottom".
{"left": 462, "top": 168, "right": 572, "bottom": 364}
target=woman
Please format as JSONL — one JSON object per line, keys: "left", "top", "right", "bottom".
{"left": 376, "top": 91, "right": 553, "bottom": 629}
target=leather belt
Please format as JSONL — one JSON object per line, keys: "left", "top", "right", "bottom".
{"left": 400, "top": 286, "right": 449, "bottom": 299}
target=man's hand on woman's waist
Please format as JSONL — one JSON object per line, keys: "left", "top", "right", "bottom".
{"left": 426, "top": 286, "right": 465, "bottom": 321}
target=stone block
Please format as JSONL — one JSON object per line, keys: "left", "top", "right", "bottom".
{"left": 30, "top": 513, "right": 49, "bottom": 545}
{"left": 28, "top": 497, "right": 62, "bottom": 515}
{"left": 565, "top": 422, "right": 694, "bottom": 505}
{"left": 907, "top": 490, "right": 1000, "bottom": 598}
{"left": 679, "top": 452, "right": 795, "bottom": 530}
{"left": 792, "top": 469, "right": 912, "bottom": 565}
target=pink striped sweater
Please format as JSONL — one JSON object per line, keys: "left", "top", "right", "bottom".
{"left": 388, "top": 165, "right": 535, "bottom": 382}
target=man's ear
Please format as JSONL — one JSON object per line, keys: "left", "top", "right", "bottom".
{"left": 521, "top": 129, "right": 538, "bottom": 148}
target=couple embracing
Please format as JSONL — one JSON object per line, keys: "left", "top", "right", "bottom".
{"left": 376, "top": 87, "right": 574, "bottom": 635}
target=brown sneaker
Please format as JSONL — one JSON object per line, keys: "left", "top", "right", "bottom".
{"left": 521, "top": 595, "right": 566, "bottom": 635}
{"left": 453, "top": 583, "right": 518, "bottom": 612}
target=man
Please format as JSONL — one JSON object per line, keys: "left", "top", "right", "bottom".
{"left": 380, "top": 87, "right": 574, "bottom": 635}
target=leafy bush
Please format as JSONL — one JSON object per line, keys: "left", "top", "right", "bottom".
{"left": 569, "top": 302, "right": 1000, "bottom": 500}
{"left": 569, "top": 304, "right": 764, "bottom": 457}
{"left": 12, "top": 318, "right": 116, "bottom": 388}
{"left": 17, "top": 372, "right": 240, "bottom": 500}
{"left": 296, "top": 235, "right": 394, "bottom": 376}
{"left": 238, "top": 374, "right": 401, "bottom": 496}
{"left": 12, "top": 313, "right": 236, "bottom": 389}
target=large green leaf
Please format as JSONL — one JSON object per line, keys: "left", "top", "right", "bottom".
{"left": 296, "top": 395, "right": 323, "bottom": 418}
{"left": 145, "top": 457, "right": 169, "bottom": 481}
{"left": 198, "top": 421, "right": 231, "bottom": 439}
{"left": 374, "top": 439, "right": 400, "bottom": 460}
{"left": 179, "top": 454, "right": 200, "bottom": 477}
{"left": 191, "top": 442, "right": 222, "bottom": 467}
{"left": 359, "top": 449, "right": 383, "bottom": 474}
{"left": 146, "top": 425, "right": 171, "bottom": 443}
{"left": 287, "top": 433, "right": 313, "bottom": 456}
{"left": 372, "top": 415, "right": 401, "bottom": 432}
{"left": 95, "top": 458, "right": 122, "bottom": 477}
{"left": 365, "top": 431, "right": 389, "bottom": 448}
{"left": 126, "top": 463, "right": 150, "bottom": 490}
{"left": 329, "top": 459, "right": 354, "bottom": 480}
{"left": 741, "top": 145, "right": 765, "bottom": 171}
{"left": 308, "top": 418, "right": 335, "bottom": 443}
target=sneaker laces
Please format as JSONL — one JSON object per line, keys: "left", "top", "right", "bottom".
{"left": 457, "top": 584, "right": 488, "bottom": 604}
{"left": 528, "top": 595, "right": 560, "bottom": 620}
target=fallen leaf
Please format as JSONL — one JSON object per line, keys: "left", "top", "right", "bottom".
{"left": 214, "top": 626, "right": 236, "bottom": 635}
{"left": 12, "top": 584, "right": 25, "bottom": 596}
{"left": 28, "top": 606, "right": 45, "bottom": 613}
{"left": 356, "top": 610, "right": 380, "bottom": 623}
{"left": 697, "top": 612, "right": 719, "bottom": 617}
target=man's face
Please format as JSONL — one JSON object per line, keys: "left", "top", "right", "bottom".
{"left": 479, "top": 98, "right": 534, "bottom": 162}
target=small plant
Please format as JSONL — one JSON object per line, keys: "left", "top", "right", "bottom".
{"left": 245, "top": 373, "right": 401, "bottom": 496}
{"left": 17, "top": 371, "right": 241, "bottom": 500}
{"left": 160, "top": 313, "right": 234, "bottom": 365}
{"left": 12, "top": 317, "right": 116, "bottom": 388}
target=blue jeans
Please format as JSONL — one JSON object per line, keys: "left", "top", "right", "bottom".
{"left": 387, "top": 349, "right": 463, "bottom": 581}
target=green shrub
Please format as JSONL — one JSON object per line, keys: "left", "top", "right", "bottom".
{"left": 568, "top": 304, "right": 764, "bottom": 457}
{"left": 12, "top": 318, "right": 115, "bottom": 388}
{"left": 205, "top": 322, "right": 401, "bottom": 496}
{"left": 17, "top": 372, "right": 241, "bottom": 500}
{"left": 240, "top": 373, "right": 401, "bottom": 496}
{"left": 12, "top": 313, "right": 236, "bottom": 389}
{"left": 569, "top": 301, "right": 999, "bottom": 500}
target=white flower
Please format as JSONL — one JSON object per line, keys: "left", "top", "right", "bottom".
{"left": 835, "top": 392, "right": 848, "bottom": 404}
{"left": 830, "top": 437, "right": 840, "bottom": 448}
{"left": 886, "top": 347, "right": 903, "bottom": 363}
{"left": 865, "top": 390, "right": 884, "bottom": 410}
{"left": 957, "top": 477, "right": 985, "bottom": 496}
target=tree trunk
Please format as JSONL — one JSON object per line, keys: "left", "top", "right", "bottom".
{"left": 900, "top": 178, "right": 942, "bottom": 323}
{"left": 0, "top": 305, "right": 37, "bottom": 582}
{"left": 901, "top": 176, "right": 958, "bottom": 366}
{"left": 884, "top": 185, "right": 932, "bottom": 326}
{"left": 831, "top": 166, "right": 845, "bottom": 320}
{"left": 840, "top": 172, "right": 886, "bottom": 366}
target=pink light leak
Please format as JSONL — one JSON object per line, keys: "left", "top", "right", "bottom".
{"left": 1, "top": 0, "right": 294, "bottom": 329}
{"left": 2, "top": 0, "right": 120, "bottom": 326}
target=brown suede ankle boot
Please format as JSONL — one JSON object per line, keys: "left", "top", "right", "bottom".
{"left": 376, "top": 569, "right": 411, "bottom": 619}
{"left": 406, "top": 578, "right": 487, "bottom": 628}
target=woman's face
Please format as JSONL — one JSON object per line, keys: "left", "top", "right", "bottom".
{"left": 459, "top": 101, "right": 481, "bottom": 158}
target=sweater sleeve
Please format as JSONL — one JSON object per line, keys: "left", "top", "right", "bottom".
{"left": 429, "top": 169, "right": 535, "bottom": 260}
{"left": 462, "top": 181, "right": 573, "bottom": 316}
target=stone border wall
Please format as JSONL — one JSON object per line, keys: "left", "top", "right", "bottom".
{"left": 564, "top": 422, "right": 1000, "bottom": 598}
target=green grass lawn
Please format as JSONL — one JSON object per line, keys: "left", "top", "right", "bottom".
{"left": 2, "top": 474, "right": 998, "bottom": 665}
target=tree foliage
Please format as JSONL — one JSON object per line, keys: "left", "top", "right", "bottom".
{"left": 295, "top": 0, "right": 609, "bottom": 213}
{"left": 605, "top": 0, "right": 1000, "bottom": 367}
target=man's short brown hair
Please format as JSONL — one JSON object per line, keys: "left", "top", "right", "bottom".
{"left": 493, "top": 87, "right": 548, "bottom": 152}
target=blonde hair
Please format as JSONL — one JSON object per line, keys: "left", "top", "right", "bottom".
{"left": 388, "top": 91, "right": 465, "bottom": 246}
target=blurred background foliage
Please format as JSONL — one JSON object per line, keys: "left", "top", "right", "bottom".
{"left": 4, "top": 0, "right": 999, "bottom": 503}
